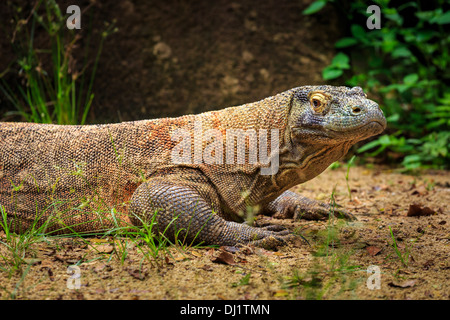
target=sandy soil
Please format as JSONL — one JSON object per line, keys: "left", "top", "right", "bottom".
{"left": 1, "top": 165, "right": 448, "bottom": 300}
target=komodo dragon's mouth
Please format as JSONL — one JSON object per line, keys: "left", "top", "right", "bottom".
{"left": 326, "top": 118, "right": 387, "bottom": 134}
{"left": 292, "top": 119, "right": 386, "bottom": 143}
{"left": 362, "top": 119, "right": 387, "bottom": 134}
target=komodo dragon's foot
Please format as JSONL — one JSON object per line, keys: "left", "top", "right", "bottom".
{"left": 223, "top": 221, "right": 296, "bottom": 249}
{"left": 267, "top": 190, "right": 356, "bottom": 221}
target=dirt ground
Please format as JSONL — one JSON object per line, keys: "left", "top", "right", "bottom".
{"left": 1, "top": 165, "right": 448, "bottom": 300}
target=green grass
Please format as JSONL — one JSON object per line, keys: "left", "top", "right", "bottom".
{"left": 0, "top": 202, "right": 187, "bottom": 299}
{"left": 279, "top": 190, "right": 363, "bottom": 299}
{"left": 345, "top": 155, "right": 356, "bottom": 201}
{"left": 387, "top": 225, "right": 424, "bottom": 268}
{"left": 0, "top": 204, "right": 55, "bottom": 277}
{"left": 280, "top": 227, "right": 362, "bottom": 299}
{"left": 0, "top": 0, "right": 116, "bottom": 125}
{"left": 0, "top": 192, "right": 209, "bottom": 279}
{"left": 387, "top": 226, "right": 409, "bottom": 267}
{"left": 231, "top": 272, "right": 251, "bottom": 287}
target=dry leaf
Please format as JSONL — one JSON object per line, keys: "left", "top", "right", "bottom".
{"left": 407, "top": 204, "right": 435, "bottom": 217}
{"left": 273, "top": 252, "right": 286, "bottom": 257}
{"left": 94, "top": 263, "right": 112, "bottom": 273}
{"left": 91, "top": 244, "right": 114, "bottom": 253}
{"left": 273, "top": 289, "right": 289, "bottom": 297}
{"left": 190, "top": 250, "right": 203, "bottom": 258}
{"left": 366, "top": 245, "right": 382, "bottom": 256}
{"left": 173, "top": 254, "right": 187, "bottom": 262}
{"left": 164, "top": 256, "right": 174, "bottom": 266}
{"left": 89, "top": 238, "right": 109, "bottom": 243}
{"left": 127, "top": 267, "right": 147, "bottom": 280}
{"left": 211, "top": 251, "right": 236, "bottom": 265}
{"left": 411, "top": 186, "right": 428, "bottom": 196}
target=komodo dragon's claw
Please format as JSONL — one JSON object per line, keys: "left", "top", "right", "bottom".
{"left": 268, "top": 190, "right": 357, "bottom": 221}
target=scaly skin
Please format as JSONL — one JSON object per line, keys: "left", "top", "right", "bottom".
{"left": 0, "top": 85, "right": 386, "bottom": 247}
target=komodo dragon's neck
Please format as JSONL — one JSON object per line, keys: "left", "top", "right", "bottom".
{"left": 187, "top": 89, "right": 349, "bottom": 214}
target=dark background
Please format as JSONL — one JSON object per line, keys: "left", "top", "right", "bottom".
{"left": 0, "top": 0, "right": 343, "bottom": 123}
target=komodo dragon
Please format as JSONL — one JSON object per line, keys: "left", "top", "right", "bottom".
{"left": 0, "top": 85, "right": 386, "bottom": 247}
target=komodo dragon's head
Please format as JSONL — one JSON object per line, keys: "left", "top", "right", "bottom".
{"left": 275, "top": 85, "right": 386, "bottom": 182}
{"left": 288, "top": 85, "right": 386, "bottom": 145}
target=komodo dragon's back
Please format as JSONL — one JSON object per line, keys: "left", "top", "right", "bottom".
{"left": 0, "top": 117, "right": 194, "bottom": 233}
{"left": 0, "top": 85, "right": 386, "bottom": 247}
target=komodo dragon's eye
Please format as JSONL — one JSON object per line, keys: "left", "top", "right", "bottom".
{"left": 308, "top": 91, "right": 330, "bottom": 114}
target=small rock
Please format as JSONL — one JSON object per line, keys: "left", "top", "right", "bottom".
{"left": 242, "top": 50, "right": 254, "bottom": 63}
{"left": 259, "top": 68, "right": 270, "bottom": 82}
{"left": 153, "top": 42, "right": 172, "bottom": 59}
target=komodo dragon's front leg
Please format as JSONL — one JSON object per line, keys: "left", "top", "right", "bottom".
{"left": 129, "top": 180, "right": 294, "bottom": 247}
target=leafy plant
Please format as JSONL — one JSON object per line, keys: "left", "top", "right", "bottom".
{"left": 322, "top": 52, "right": 351, "bottom": 80}
{"left": 0, "top": 0, "right": 116, "bottom": 124}
{"left": 304, "top": 0, "right": 450, "bottom": 169}
{"left": 302, "top": 0, "right": 328, "bottom": 15}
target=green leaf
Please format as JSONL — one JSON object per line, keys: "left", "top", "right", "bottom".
{"left": 381, "top": 83, "right": 408, "bottom": 93}
{"left": 403, "top": 73, "right": 419, "bottom": 85}
{"left": 391, "top": 47, "right": 412, "bottom": 58}
{"left": 378, "top": 134, "right": 392, "bottom": 146}
{"left": 384, "top": 8, "right": 403, "bottom": 26}
{"left": 403, "top": 154, "right": 422, "bottom": 164}
{"left": 322, "top": 67, "right": 343, "bottom": 80}
{"left": 335, "top": 37, "right": 358, "bottom": 48}
{"left": 357, "top": 139, "right": 381, "bottom": 153}
{"left": 386, "top": 113, "right": 400, "bottom": 123}
{"left": 416, "top": 30, "right": 437, "bottom": 42}
{"left": 381, "top": 32, "right": 398, "bottom": 53}
{"left": 302, "top": 1, "right": 327, "bottom": 15}
{"left": 416, "top": 10, "right": 438, "bottom": 21}
{"left": 385, "top": 14, "right": 403, "bottom": 26}
{"left": 426, "top": 120, "right": 445, "bottom": 129}
{"left": 351, "top": 24, "right": 366, "bottom": 40}
{"left": 431, "top": 10, "right": 450, "bottom": 24}
{"left": 331, "top": 52, "right": 350, "bottom": 69}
